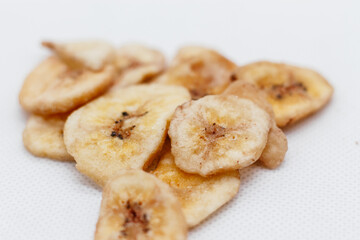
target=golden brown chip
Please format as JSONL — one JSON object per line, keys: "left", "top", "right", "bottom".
{"left": 223, "top": 81, "right": 288, "bottom": 169}
{"left": 234, "top": 61, "right": 334, "bottom": 127}
{"left": 151, "top": 142, "right": 240, "bottom": 227}
{"left": 156, "top": 46, "right": 237, "bottom": 99}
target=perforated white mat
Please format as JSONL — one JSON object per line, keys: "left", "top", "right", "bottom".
{"left": 1, "top": 1, "right": 359, "bottom": 239}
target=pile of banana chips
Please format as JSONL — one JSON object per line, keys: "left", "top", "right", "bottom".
{"left": 19, "top": 41, "right": 333, "bottom": 239}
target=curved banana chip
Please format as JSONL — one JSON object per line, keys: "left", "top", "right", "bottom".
{"left": 259, "top": 126, "right": 288, "bottom": 169}
{"left": 156, "top": 46, "right": 237, "bottom": 99}
{"left": 19, "top": 56, "right": 115, "bottom": 115}
{"left": 113, "top": 44, "right": 166, "bottom": 88}
{"left": 42, "top": 40, "right": 115, "bottom": 71}
{"left": 169, "top": 95, "right": 271, "bottom": 176}
{"left": 95, "top": 170, "right": 187, "bottom": 240}
{"left": 234, "top": 61, "right": 334, "bottom": 127}
{"left": 223, "top": 81, "right": 288, "bottom": 169}
{"left": 171, "top": 46, "right": 220, "bottom": 66}
{"left": 151, "top": 142, "right": 240, "bottom": 227}
{"left": 223, "top": 80, "right": 275, "bottom": 117}
{"left": 64, "top": 84, "right": 191, "bottom": 186}
{"left": 23, "top": 114, "right": 73, "bottom": 161}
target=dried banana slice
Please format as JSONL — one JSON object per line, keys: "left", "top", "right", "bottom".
{"left": 23, "top": 114, "right": 73, "bottom": 161}
{"left": 223, "top": 80, "right": 275, "bottom": 118}
{"left": 95, "top": 170, "right": 187, "bottom": 240}
{"left": 235, "top": 61, "right": 334, "bottom": 127}
{"left": 64, "top": 84, "right": 191, "bottom": 186}
{"left": 259, "top": 126, "right": 288, "bottom": 169}
{"left": 223, "top": 81, "right": 288, "bottom": 169}
{"left": 156, "top": 46, "right": 237, "bottom": 99}
{"left": 19, "top": 56, "right": 115, "bottom": 115}
{"left": 42, "top": 40, "right": 115, "bottom": 71}
{"left": 113, "top": 44, "right": 166, "bottom": 88}
{"left": 151, "top": 142, "right": 240, "bottom": 227}
{"left": 171, "top": 46, "right": 219, "bottom": 66}
{"left": 169, "top": 95, "right": 271, "bottom": 176}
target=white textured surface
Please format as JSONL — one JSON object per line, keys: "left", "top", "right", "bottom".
{"left": 1, "top": 1, "right": 360, "bottom": 239}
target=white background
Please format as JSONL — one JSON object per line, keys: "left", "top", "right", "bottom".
{"left": 0, "top": 0, "right": 360, "bottom": 239}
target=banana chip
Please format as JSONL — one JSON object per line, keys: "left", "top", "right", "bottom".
{"left": 95, "top": 170, "right": 187, "bottom": 240}
{"left": 42, "top": 40, "right": 115, "bottom": 71}
{"left": 235, "top": 61, "right": 334, "bottom": 127}
{"left": 19, "top": 56, "right": 115, "bottom": 115}
{"left": 223, "top": 81, "right": 288, "bottom": 169}
{"left": 156, "top": 46, "right": 237, "bottom": 99}
{"left": 169, "top": 95, "right": 271, "bottom": 176}
{"left": 171, "top": 46, "right": 219, "bottom": 66}
{"left": 151, "top": 142, "right": 240, "bottom": 227}
{"left": 113, "top": 44, "right": 166, "bottom": 88}
{"left": 23, "top": 114, "right": 73, "bottom": 161}
{"left": 64, "top": 84, "right": 191, "bottom": 186}
{"left": 259, "top": 126, "right": 288, "bottom": 169}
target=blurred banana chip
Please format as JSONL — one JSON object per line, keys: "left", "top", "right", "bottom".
{"left": 151, "top": 142, "right": 240, "bottom": 227}
{"left": 113, "top": 44, "right": 166, "bottom": 88}
{"left": 23, "top": 114, "right": 73, "bottom": 161}
{"left": 169, "top": 95, "right": 271, "bottom": 176}
{"left": 156, "top": 46, "right": 237, "bottom": 99}
{"left": 95, "top": 170, "right": 187, "bottom": 240}
{"left": 64, "top": 84, "right": 191, "bottom": 186}
{"left": 234, "top": 61, "right": 334, "bottom": 127}
{"left": 19, "top": 56, "right": 115, "bottom": 115}
{"left": 171, "top": 46, "right": 219, "bottom": 66}
{"left": 223, "top": 81, "right": 288, "bottom": 169}
{"left": 42, "top": 40, "right": 115, "bottom": 71}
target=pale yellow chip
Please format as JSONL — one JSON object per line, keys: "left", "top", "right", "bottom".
{"left": 169, "top": 95, "right": 271, "bottom": 176}
{"left": 235, "top": 61, "right": 334, "bottom": 127}
{"left": 64, "top": 84, "right": 191, "bottom": 186}
{"left": 95, "top": 170, "right": 187, "bottom": 240}
{"left": 151, "top": 142, "right": 240, "bottom": 227}
{"left": 23, "top": 114, "right": 73, "bottom": 161}
{"left": 19, "top": 56, "right": 115, "bottom": 115}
